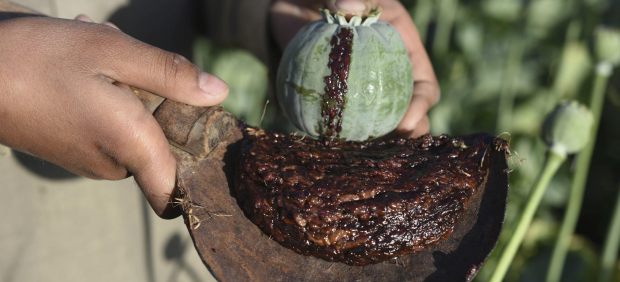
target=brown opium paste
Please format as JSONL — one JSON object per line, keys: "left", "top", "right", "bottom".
{"left": 321, "top": 27, "right": 353, "bottom": 138}
{"left": 235, "top": 129, "right": 505, "bottom": 265}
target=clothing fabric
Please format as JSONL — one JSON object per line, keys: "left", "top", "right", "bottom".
{"left": 203, "top": 0, "right": 274, "bottom": 65}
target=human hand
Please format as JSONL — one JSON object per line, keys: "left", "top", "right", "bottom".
{"left": 0, "top": 16, "right": 228, "bottom": 217}
{"left": 270, "top": 0, "right": 440, "bottom": 138}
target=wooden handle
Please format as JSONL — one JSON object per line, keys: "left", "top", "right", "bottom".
{"left": 131, "top": 87, "right": 167, "bottom": 113}
{"left": 129, "top": 83, "right": 239, "bottom": 160}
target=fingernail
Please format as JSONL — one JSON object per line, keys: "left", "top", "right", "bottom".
{"left": 104, "top": 22, "right": 120, "bottom": 30}
{"left": 199, "top": 72, "right": 228, "bottom": 96}
{"left": 75, "top": 14, "right": 94, "bottom": 22}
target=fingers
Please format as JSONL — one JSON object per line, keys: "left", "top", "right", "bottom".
{"left": 103, "top": 22, "right": 119, "bottom": 30}
{"left": 271, "top": 0, "right": 374, "bottom": 48}
{"left": 75, "top": 15, "right": 222, "bottom": 109}
{"left": 395, "top": 114, "right": 430, "bottom": 139}
{"left": 129, "top": 120, "right": 178, "bottom": 218}
{"left": 410, "top": 116, "right": 430, "bottom": 138}
{"left": 376, "top": 1, "right": 439, "bottom": 138}
{"left": 75, "top": 14, "right": 119, "bottom": 30}
{"left": 73, "top": 15, "right": 228, "bottom": 107}
{"left": 386, "top": 5, "right": 438, "bottom": 87}
{"left": 396, "top": 95, "right": 430, "bottom": 137}
{"left": 271, "top": 1, "right": 323, "bottom": 48}
{"left": 103, "top": 38, "right": 228, "bottom": 107}
{"left": 327, "top": 0, "right": 370, "bottom": 15}
{"left": 396, "top": 80, "right": 439, "bottom": 138}
{"left": 327, "top": 0, "right": 366, "bottom": 15}
{"left": 94, "top": 84, "right": 178, "bottom": 217}
{"left": 1, "top": 15, "right": 182, "bottom": 218}
{"left": 72, "top": 15, "right": 196, "bottom": 217}
{"left": 74, "top": 14, "right": 93, "bottom": 23}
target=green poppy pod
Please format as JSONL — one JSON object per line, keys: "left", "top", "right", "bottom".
{"left": 276, "top": 9, "right": 413, "bottom": 141}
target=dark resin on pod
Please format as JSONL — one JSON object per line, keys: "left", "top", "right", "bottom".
{"left": 321, "top": 27, "right": 353, "bottom": 138}
{"left": 235, "top": 129, "right": 506, "bottom": 266}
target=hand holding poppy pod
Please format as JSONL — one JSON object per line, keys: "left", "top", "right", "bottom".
{"left": 271, "top": 0, "right": 440, "bottom": 139}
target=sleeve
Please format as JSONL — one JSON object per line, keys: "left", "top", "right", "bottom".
{"left": 0, "top": 1, "right": 40, "bottom": 14}
{"left": 201, "top": 0, "right": 276, "bottom": 66}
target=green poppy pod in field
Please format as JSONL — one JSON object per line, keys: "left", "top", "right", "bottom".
{"left": 595, "top": 27, "right": 620, "bottom": 67}
{"left": 543, "top": 101, "right": 594, "bottom": 157}
{"left": 276, "top": 9, "right": 413, "bottom": 141}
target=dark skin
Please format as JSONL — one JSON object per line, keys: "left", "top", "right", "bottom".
{"left": 0, "top": 15, "right": 228, "bottom": 216}
{"left": 0, "top": 0, "right": 439, "bottom": 217}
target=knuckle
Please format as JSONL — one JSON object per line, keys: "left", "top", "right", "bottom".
{"left": 92, "top": 166, "right": 129, "bottom": 180}
{"left": 413, "top": 81, "right": 441, "bottom": 106}
{"left": 156, "top": 51, "right": 192, "bottom": 90}
{"left": 122, "top": 118, "right": 162, "bottom": 169}
{"left": 102, "top": 105, "right": 153, "bottom": 161}
{"left": 85, "top": 24, "right": 122, "bottom": 48}
{"left": 79, "top": 25, "right": 126, "bottom": 66}
{"left": 431, "top": 88, "right": 441, "bottom": 105}
{"left": 87, "top": 144, "right": 130, "bottom": 180}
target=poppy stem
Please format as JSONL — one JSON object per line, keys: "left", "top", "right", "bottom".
{"left": 599, "top": 184, "right": 620, "bottom": 282}
{"left": 546, "top": 62, "right": 611, "bottom": 282}
{"left": 490, "top": 150, "right": 566, "bottom": 282}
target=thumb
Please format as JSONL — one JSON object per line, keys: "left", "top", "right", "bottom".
{"left": 327, "top": 0, "right": 371, "bottom": 16}
{"left": 98, "top": 31, "right": 228, "bottom": 106}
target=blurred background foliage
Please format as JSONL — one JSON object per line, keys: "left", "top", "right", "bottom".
{"left": 193, "top": 0, "right": 620, "bottom": 281}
